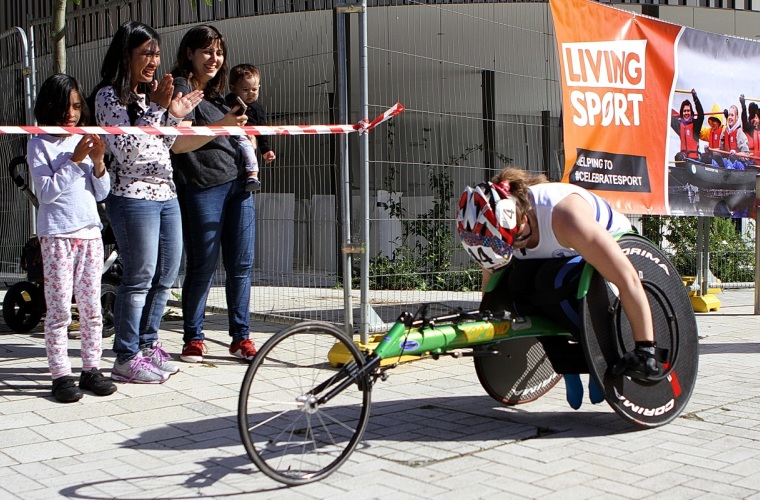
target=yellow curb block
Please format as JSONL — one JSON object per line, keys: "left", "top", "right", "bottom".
{"left": 690, "top": 293, "right": 721, "bottom": 313}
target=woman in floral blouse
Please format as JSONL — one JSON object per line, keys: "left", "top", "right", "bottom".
{"left": 93, "top": 21, "right": 203, "bottom": 384}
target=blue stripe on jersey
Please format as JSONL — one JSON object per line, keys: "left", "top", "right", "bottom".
{"left": 591, "top": 193, "right": 614, "bottom": 231}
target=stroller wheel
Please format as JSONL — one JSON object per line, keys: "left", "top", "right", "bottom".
{"left": 3, "top": 281, "right": 44, "bottom": 333}
{"left": 100, "top": 279, "right": 118, "bottom": 338}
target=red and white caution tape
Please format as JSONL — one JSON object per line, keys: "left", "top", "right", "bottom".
{"left": 357, "top": 102, "right": 406, "bottom": 134}
{"left": 0, "top": 103, "right": 405, "bottom": 136}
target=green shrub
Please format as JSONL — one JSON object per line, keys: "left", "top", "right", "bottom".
{"left": 364, "top": 144, "right": 508, "bottom": 291}
{"left": 640, "top": 215, "right": 755, "bottom": 282}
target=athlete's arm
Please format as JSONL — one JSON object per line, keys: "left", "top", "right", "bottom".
{"left": 551, "top": 194, "right": 654, "bottom": 342}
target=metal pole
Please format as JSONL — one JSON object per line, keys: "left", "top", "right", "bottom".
{"left": 755, "top": 175, "right": 760, "bottom": 314}
{"left": 28, "top": 22, "right": 37, "bottom": 132}
{"left": 27, "top": 23, "right": 38, "bottom": 235}
{"left": 541, "top": 110, "right": 551, "bottom": 178}
{"left": 1, "top": 27, "right": 37, "bottom": 235}
{"left": 359, "top": 0, "right": 370, "bottom": 344}
{"left": 701, "top": 216, "right": 710, "bottom": 296}
{"left": 335, "top": 8, "right": 354, "bottom": 335}
{"left": 19, "top": 26, "right": 37, "bottom": 234}
{"left": 696, "top": 216, "right": 704, "bottom": 296}
{"left": 12, "top": 27, "right": 34, "bottom": 127}
{"left": 481, "top": 69, "right": 495, "bottom": 179}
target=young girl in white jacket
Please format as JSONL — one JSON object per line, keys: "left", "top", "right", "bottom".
{"left": 28, "top": 74, "right": 116, "bottom": 403}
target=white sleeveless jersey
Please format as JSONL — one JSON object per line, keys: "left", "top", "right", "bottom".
{"left": 514, "top": 183, "right": 632, "bottom": 260}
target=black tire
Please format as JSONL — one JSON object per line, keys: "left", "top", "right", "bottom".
{"left": 581, "top": 234, "right": 699, "bottom": 428}
{"left": 2, "top": 281, "right": 44, "bottom": 333}
{"left": 474, "top": 338, "right": 561, "bottom": 405}
{"left": 100, "top": 279, "right": 118, "bottom": 338}
{"left": 238, "top": 321, "right": 372, "bottom": 485}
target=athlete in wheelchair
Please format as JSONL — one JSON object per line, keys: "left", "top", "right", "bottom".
{"left": 459, "top": 167, "right": 683, "bottom": 407}
{"left": 237, "top": 166, "right": 699, "bottom": 485}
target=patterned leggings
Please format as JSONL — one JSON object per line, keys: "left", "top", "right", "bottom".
{"left": 40, "top": 237, "right": 104, "bottom": 379}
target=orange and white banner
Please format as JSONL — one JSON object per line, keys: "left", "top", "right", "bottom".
{"left": 551, "top": 0, "right": 760, "bottom": 217}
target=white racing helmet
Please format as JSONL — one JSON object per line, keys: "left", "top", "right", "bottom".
{"left": 456, "top": 181, "right": 520, "bottom": 270}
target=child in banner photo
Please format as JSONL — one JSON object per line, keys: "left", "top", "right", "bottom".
{"left": 719, "top": 104, "right": 749, "bottom": 170}
{"left": 226, "top": 63, "right": 277, "bottom": 192}
{"left": 706, "top": 115, "right": 723, "bottom": 151}
{"left": 740, "top": 94, "right": 760, "bottom": 162}
{"left": 28, "top": 74, "right": 117, "bottom": 403}
{"left": 670, "top": 88, "right": 704, "bottom": 162}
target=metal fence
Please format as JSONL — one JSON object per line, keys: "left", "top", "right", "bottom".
{"left": 0, "top": 27, "right": 33, "bottom": 283}
{"left": 0, "top": 0, "right": 755, "bottom": 333}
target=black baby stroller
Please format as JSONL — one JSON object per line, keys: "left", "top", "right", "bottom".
{"left": 2, "top": 155, "right": 120, "bottom": 336}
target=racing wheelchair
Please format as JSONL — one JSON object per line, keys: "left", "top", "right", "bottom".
{"left": 237, "top": 233, "right": 699, "bottom": 485}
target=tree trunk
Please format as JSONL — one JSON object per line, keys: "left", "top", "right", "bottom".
{"left": 53, "top": 0, "right": 67, "bottom": 73}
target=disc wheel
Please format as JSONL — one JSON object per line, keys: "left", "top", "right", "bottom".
{"left": 581, "top": 233, "right": 699, "bottom": 427}
{"left": 474, "top": 337, "right": 561, "bottom": 405}
{"left": 2, "top": 281, "right": 44, "bottom": 333}
{"left": 100, "top": 278, "right": 118, "bottom": 338}
{"left": 238, "top": 321, "right": 372, "bottom": 485}
{"left": 478, "top": 278, "right": 561, "bottom": 405}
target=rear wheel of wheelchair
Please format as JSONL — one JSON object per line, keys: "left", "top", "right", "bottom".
{"left": 474, "top": 337, "right": 561, "bottom": 405}
{"left": 580, "top": 233, "right": 699, "bottom": 427}
{"left": 3, "top": 281, "right": 44, "bottom": 333}
{"left": 476, "top": 288, "right": 561, "bottom": 405}
{"left": 100, "top": 279, "right": 118, "bottom": 338}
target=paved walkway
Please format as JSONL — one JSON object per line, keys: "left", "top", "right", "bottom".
{"left": 1, "top": 289, "right": 759, "bottom": 499}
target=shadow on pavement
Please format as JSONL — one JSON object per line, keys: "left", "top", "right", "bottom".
{"left": 126, "top": 395, "right": 637, "bottom": 453}
{"left": 698, "top": 342, "right": 760, "bottom": 355}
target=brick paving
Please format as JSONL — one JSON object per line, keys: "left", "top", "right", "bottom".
{"left": 0, "top": 289, "right": 759, "bottom": 499}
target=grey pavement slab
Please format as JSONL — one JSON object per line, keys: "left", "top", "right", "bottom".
{"left": 0, "top": 288, "right": 758, "bottom": 498}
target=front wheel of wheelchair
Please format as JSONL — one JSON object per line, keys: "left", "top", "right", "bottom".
{"left": 2, "top": 281, "right": 44, "bottom": 333}
{"left": 238, "top": 321, "right": 372, "bottom": 485}
{"left": 474, "top": 337, "right": 561, "bottom": 405}
{"left": 581, "top": 234, "right": 699, "bottom": 428}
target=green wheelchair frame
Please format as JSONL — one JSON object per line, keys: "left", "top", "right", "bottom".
{"left": 237, "top": 233, "right": 699, "bottom": 485}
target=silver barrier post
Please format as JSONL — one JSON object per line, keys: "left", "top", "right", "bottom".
{"left": 755, "top": 175, "right": 760, "bottom": 314}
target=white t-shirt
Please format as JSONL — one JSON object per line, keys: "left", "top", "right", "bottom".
{"left": 514, "top": 183, "right": 632, "bottom": 260}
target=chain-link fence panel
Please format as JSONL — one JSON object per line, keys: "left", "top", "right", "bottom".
{"left": 10, "top": 1, "right": 752, "bottom": 330}
{"left": 360, "top": 2, "right": 562, "bottom": 318}
{"left": 0, "top": 28, "right": 32, "bottom": 284}
{"left": 27, "top": 3, "right": 347, "bottom": 324}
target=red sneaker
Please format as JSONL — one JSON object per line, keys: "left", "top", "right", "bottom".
{"left": 180, "top": 340, "right": 208, "bottom": 363}
{"left": 229, "top": 338, "right": 257, "bottom": 361}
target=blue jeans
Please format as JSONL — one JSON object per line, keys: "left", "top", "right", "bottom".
{"left": 177, "top": 179, "right": 255, "bottom": 344}
{"left": 106, "top": 195, "right": 183, "bottom": 363}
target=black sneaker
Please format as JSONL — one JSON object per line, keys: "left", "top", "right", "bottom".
{"left": 611, "top": 347, "right": 663, "bottom": 382}
{"left": 52, "top": 376, "right": 84, "bottom": 403}
{"left": 79, "top": 368, "right": 118, "bottom": 396}
{"left": 245, "top": 177, "right": 261, "bottom": 192}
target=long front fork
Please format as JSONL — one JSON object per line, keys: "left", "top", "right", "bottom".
{"left": 311, "top": 354, "right": 381, "bottom": 407}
